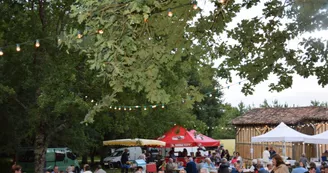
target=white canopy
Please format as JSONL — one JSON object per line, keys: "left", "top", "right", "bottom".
{"left": 305, "top": 130, "right": 328, "bottom": 144}
{"left": 103, "top": 138, "right": 166, "bottom": 147}
{"left": 251, "top": 122, "right": 311, "bottom": 142}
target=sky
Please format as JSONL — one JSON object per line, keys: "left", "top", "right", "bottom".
{"left": 198, "top": 0, "right": 328, "bottom": 107}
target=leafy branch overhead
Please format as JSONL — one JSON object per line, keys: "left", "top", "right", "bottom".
{"left": 64, "top": 0, "right": 328, "bottom": 122}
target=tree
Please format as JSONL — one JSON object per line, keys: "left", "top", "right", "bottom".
{"left": 310, "top": 100, "right": 328, "bottom": 107}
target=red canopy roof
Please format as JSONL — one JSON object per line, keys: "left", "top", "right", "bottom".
{"left": 157, "top": 125, "right": 196, "bottom": 147}
{"left": 188, "top": 129, "right": 220, "bottom": 147}
{"left": 157, "top": 125, "right": 220, "bottom": 147}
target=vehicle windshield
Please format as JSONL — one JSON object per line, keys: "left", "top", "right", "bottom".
{"left": 110, "top": 150, "right": 123, "bottom": 157}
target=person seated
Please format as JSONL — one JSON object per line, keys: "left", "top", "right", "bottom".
{"left": 231, "top": 163, "right": 243, "bottom": 173}
{"left": 291, "top": 162, "right": 307, "bottom": 173}
{"left": 265, "top": 163, "right": 273, "bottom": 173}
{"left": 135, "top": 166, "right": 143, "bottom": 173}
{"left": 201, "top": 158, "right": 215, "bottom": 170}
{"left": 166, "top": 158, "right": 178, "bottom": 173}
{"left": 219, "top": 158, "right": 230, "bottom": 173}
{"left": 257, "top": 164, "right": 269, "bottom": 173}
{"left": 309, "top": 162, "right": 321, "bottom": 173}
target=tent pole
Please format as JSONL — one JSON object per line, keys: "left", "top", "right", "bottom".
{"left": 283, "top": 142, "right": 286, "bottom": 157}
{"left": 317, "top": 144, "right": 319, "bottom": 161}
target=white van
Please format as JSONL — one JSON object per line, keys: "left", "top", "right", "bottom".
{"left": 103, "top": 147, "right": 142, "bottom": 168}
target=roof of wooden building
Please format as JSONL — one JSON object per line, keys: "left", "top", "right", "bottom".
{"left": 232, "top": 106, "right": 328, "bottom": 125}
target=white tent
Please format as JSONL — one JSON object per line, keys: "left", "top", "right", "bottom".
{"left": 305, "top": 130, "right": 328, "bottom": 144}
{"left": 251, "top": 122, "right": 312, "bottom": 142}
{"left": 251, "top": 122, "right": 312, "bottom": 159}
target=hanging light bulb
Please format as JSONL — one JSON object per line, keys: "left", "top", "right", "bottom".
{"left": 129, "top": 107, "right": 132, "bottom": 111}
{"left": 16, "top": 44, "right": 21, "bottom": 52}
{"left": 35, "top": 39, "right": 40, "bottom": 48}
{"left": 77, "top": 31, "right": 83, "bottom": 39}
{"left": 109, "top": 106, "right": 112, "bottom": 109}
{"left": 219, "top": 0, "right": 225, "bottom": 3}
{"left": 161, "top": 104, "right": 165, "bottom": 109}
{"left": 98, "top": 29, "right": 104, "bottom": 34}
{"left": 152, "top": 105, "right": 157, "bottom": 108}
{"left": 124, "top": 107, "right": 127, "bottom": 111}
{"left": 144, "top": 106, "right": 147, "bottom": 110}
{"left": 192, "top": 1, "right": 198, "bottom": 10}
{"left": 114, "top": 107, "right": 117, "bottom": 110}
{"left": 0, "top": 48, "right": 3, "bottom": 56}
{"left": 168, "top": 9, "right": 173, "bottom": 17}
{"left": 118, "top": 107, "right": 121, "bottom": 110}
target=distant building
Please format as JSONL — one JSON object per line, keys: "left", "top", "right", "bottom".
{"left": 232, "top": 106, "right": 328, "bottom": 162}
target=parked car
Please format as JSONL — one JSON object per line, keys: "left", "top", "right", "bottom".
{"left": 17, "top": 147, "right": 80, "bottom": 173}
{"left": 103, "top": 147, "right": 142, "bottom": 168}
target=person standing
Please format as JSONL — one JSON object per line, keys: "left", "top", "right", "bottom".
{"left": 121, "top": 149, "right": 129, "bottom": 173}
{"left": 269, "top": 147, "right": 276, "bottom": 159}
{"left": 263, "top": 147, "right": 270, "bottom": 165}
{"left": 299, "top": 153, "right": 308, "bottom": 168}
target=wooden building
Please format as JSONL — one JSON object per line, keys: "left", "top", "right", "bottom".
{"left": 232, "top": 106, "right": 328, "bottom": 165}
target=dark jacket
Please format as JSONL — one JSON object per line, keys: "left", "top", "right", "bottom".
{"left": 219, "top": 163, "right": 230, "bottom": 173}
{"left": 185, "top": 161, "right": 198, "bottom": 173}
{"left": 121, "top": 151, "right": 129, "bottom": 164}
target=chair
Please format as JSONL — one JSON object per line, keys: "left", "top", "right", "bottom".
{"left": 146, "top": 163, "right": 157, "bottom": 173}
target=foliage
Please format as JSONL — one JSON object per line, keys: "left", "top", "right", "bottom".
{"left": 259, "top": 99, "right": 289, "bottom": 108}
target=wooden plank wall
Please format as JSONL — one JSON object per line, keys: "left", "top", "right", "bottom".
{"left": 235, "top": 125, "right": 317, "bottom": 163}
{"left": 316, "top": 123, "right": 328, "bottom": 157}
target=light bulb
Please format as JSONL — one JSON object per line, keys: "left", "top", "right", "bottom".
{"left": 109, "top": 106, "right": 112, "bottom": 109}
{"left": 162, "top": 104, "right": 165, "bottom": 108}
{"left": 118, "top": 107, "right": 121, "bottom": 110}
{"left": 168, "top": 9, "right": 173, "bottom": 17}
{"left": 124, "top": 107, "right": 127, "bottom": 111}
{"left": 35, "top": 39, "right": 40, "bottom": 48}
{"left": 77, "top": 31, "right": 83, "bottom": 39}
{"left": 98, "top": 29, "right": 104, "bottom": 34}
{"left": 16, "top": 44, "right": 21, "bottom": 52}
{"left": 0, "top": 49, "right": 3, "bottom": 56}
{"left": 219, "top": 0, "right": 225, "bottom": 3}
{"left": 114, "top": 107, "right": 117, "bottom": 110}
{"left": 193, "top": 4, "right": 198, "bottom": 10}
{"left": 152, "top": 105, "right": 157, "bottom": 108}
{"left": 144, "top": 106, "right": 147, "bottom": 110}
{"left": 129, "top": 107, "right": 132, "bottom": 111}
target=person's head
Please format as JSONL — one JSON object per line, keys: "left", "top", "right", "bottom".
{"left": 310, "top": 162, "right": 316, "bottom": 168}
{"left": 66, "top": 166, "right": 74, "bottom": 172}
{"left": 272, "top": 154, "right": 285, "bottom": 167}
{"left": 221, "top": 158, "right": 227, "bottom": 163}
{"left": 125, "top": 149, "right": 129, "bottom": 152}
{"left": 13, "top": 165, "right": 21, "bottom": 173}
{"left": 252, "top": 159, "right": 257, "bottom": 165}
{"left": 46, "top": 171, "right": 51, "bottom": 173}
{"left": 302, "top": 153, "right": 306, "bottom": 157}
{"left": 257, "top": 164, "right": 264, "bottom": 169}
{"left": 310, "top": 167, "right": 316, "bottom": 173}
{"left": 324, "top": 165, "right": 328, "bottom": 173}
{"left": 84, "top": 164, "right": 90, "bottom": 171}
{"left": 184, "top": 157, "right": 189, "bottom": 162}
{"left": 235, "top": 164, "right": 241, "bottom": 170}
{"left": 269, "top": 147, "right": 273, "bottom": 151}
{"left": 173, "top": 158, "right": 177, "bottom": 162}
{"left": 205, "top": 158, "right": 211, "bottom": 164}
{"left": 60, "top": 171, "right": 64, "bottom": 173}
{"left": 226, "top": 150, "right": 229, "bottom": 154}
{"left": 171, "top": 147, "right": 174, "bottom": 151}
{"left": 267, "top": 163, "right": 273, "bottom": 170}
{"left": 96, "top": 165, "right": 102, "bottom": 171}
{"left": 295, "top": 162, "right": 301, "bottom": 167}
{"left": 235, "top": 152, "right": 240, "bottom": 156}
{"left": 300, "top": 161, "right": 305, "bottom": 168}
{"left": 137, "top": 166, "right": 143, "bottom": 171}
{"left": 169, "top": 158, "right": 173, "bottom": 163}
{"left": 265, "top": 147, "right": 269, "bottom": 150}
{"left": 257, "top": 159, "right": 262, "bottom": 165}
{"left": 53, "top": 166, "right": 59, "bottom": 173}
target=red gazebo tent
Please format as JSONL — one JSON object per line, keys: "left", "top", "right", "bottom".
{"left": 157, "top": 125, "right": 220, "bottom": 147}
{"left": 188, "top": 129, "right": 220, "bottom": 147}
{"left": 157, "top": 125, "right": 196, "bottom": 147}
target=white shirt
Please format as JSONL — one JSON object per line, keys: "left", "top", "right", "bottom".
{"left": 263, "top": 150, "right": 270, "bottom": 163}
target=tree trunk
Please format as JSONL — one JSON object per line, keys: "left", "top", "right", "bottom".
{"left": 82, "top": 154, "right": 88, "bottom": 164}
{"left": 34, "top": 124, "right": 48, "bottom": 173}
